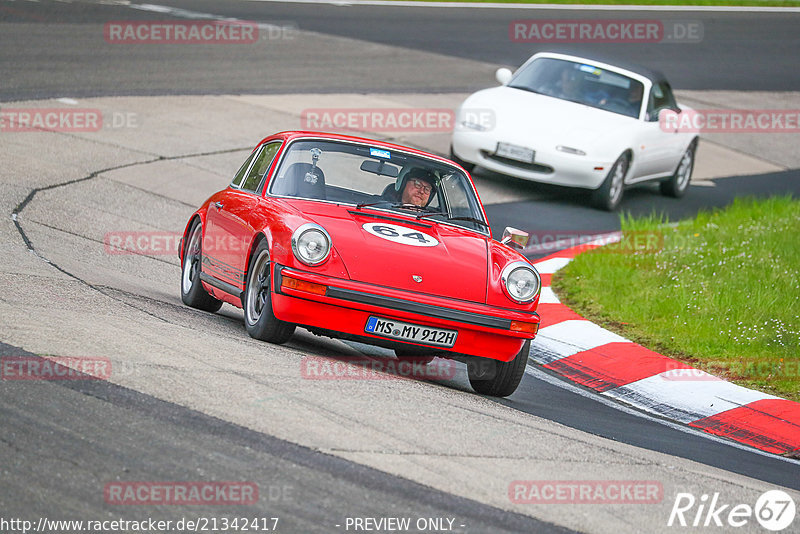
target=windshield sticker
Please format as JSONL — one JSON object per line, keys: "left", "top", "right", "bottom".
{"left": 362, "top": 222, "right": 439, "bottom": 248}
{"left": 579, "top": 65, "right": 602, "bottom": 76}
{"left": 370, "top": 148, "right": 391, "bottom": 159}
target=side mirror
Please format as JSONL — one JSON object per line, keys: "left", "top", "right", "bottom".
{"left": 656, "top": 108, "right": 683, "bottom": 131}
{"left": 501, "top": 227, "right": 529, "bottom": 250}
{"left": 651, "top": 107, "right": 681, "bottom": 122}
{"left": 495, "top": 68, "right": 513, "bottom": 86}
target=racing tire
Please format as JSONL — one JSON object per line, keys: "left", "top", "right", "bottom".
{"left": 244, "top": 240, "right": 295, "bottom": 344}
{"left": 449, "top": 145, "right": 476, "bottom": 173}
{"left": 467, "top": 340, "right": 530, "bottom": 397}
{"left": 660, "top": 140, "right": 696, "bottom": 198}
{"left": 591, "top": 153, "right": 629, "bottom": 211}
{"left": 180, "top": 219, "right": 223, "bottom": 313}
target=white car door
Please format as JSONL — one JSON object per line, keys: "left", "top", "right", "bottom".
{"left": 630, "top": 83, "right": 687, "bottom": 181}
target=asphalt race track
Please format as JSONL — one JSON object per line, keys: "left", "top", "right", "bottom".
{"left": 1, "top": 1, "right": 799, "bottom": 533}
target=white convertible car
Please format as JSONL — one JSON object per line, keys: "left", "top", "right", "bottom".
{"left": 450, "top": 52, "right": 698, "bottom": 210}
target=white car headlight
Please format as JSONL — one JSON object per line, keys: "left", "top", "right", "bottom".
{"left": 461, "top": 120, "right": 489, "bottom": 132}
{"left": 556, "top": 145, "right": 587, "bottom": 156}
{"left": 501, "top": 261, "right": 541, "bottom": 303}
{"left": 291, "top": 223, "right": 331, "bottom": 266}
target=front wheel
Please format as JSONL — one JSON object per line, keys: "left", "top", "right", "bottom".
{"left": 591, "top": 154, "right": 629, "bottom": 211}
{"left": 660, "top": 141, "right": 696, "bottom": 198}
{"left": 180, "top": 219, "right": 223, "bottom": 312}
{"left": 467, "top": 340, "right": 530, "bottom": 397}
{"left": 244, "top": 240, "right": 295, "bottom": 344}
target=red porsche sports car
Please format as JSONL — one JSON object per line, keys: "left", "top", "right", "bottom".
{"left": 179, "top": 131, "right": 541, "bottom": 397}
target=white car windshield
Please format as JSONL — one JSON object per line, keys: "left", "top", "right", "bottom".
{"left": 509, "top": 58, "right": 644, "bottom": 119}
{"left": 269, "top": 139, "right": 489, "bottom": 234}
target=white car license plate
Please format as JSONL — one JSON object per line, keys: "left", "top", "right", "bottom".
{"left": 365, "top": 316, "right": 457, "bottom": 348}
{"left": 496, "top": 142, "right": 535, "bottom": 163}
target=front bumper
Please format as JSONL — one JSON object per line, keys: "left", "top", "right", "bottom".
{"left": 272, "top": 265, "right": 539, "bottom": 361}
{"left": 452, "top": 130, "right": 612, "bottom": 189}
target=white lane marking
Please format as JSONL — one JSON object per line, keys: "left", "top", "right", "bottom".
{"left": 537, "top": 286, "right": 560, "bottom": 304}
{"left": 56, "top": 98, "right": 79, "bottom": 105}
{"left": 602, "top": 372, "right": 780, "bottom": 424}
{"left": 531, "top": 320, "right": 628, "bottom": 364}
{"left": 524, "top": 365, "right": 800, "bottom": 465}
{"left": 245, "top": 0, "right": 800, "bottom": 12}
{"left": 532, "top": 256, "right": 571, "bottom": 274}
{"left": 128, "top": 3, "right": 296, "bottom": 33}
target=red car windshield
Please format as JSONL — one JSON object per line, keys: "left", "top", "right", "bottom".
{"left": 269, "top": 139, "right": 489, "bottom": 234}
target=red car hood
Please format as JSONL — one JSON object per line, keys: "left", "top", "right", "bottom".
{"left": 302, "top": 204, "right": 489, "bottom": 303}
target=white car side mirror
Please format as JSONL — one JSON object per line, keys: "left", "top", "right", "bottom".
{"left": 495, "top": 68, "right": 513, "bottom": 86}
{"left": 656, "top": 108, "right": 683, "bottom": 131}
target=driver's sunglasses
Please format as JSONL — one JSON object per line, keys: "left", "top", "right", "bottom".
{"left": 410, "top": 179, "right": 432, "bottom": 194}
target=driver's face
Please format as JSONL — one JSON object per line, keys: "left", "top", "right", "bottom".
{"left": 401, "top": 178, "right": 432, "bottom": 207}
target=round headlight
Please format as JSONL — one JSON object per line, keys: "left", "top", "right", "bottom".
{"left": 291, "top": 223, "right": 331, "bottom": 266}
{"left": 501, "top": 261, "right": 541, "bottom": 303}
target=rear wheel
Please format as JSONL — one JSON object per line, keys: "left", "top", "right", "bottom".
{"left": 468, "top": 340, "right": 530, "bottom": 397}
{"left": 180, "top": 220, "right": 223, "bottom": 312}
{"left": 449, "top": 145, "right": 476, "bottom": 173}
{"left": 244, "top": 240, "right": 295, "bottom": 344}
{"left": 660, "top": 141, "right": 696, "bottom": 198}
{"left": 591, "top": 153, "right": 629, "bottom": 211}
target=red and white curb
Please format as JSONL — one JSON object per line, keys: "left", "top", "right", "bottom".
{"left": 529, "top": 236, "right": 800, "bottom": 457}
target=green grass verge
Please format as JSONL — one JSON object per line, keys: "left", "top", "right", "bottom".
{"left": 552, "top": 196, "right": 800, "bottom": 402}
{"left": 412, "top": 0, "right": 800, "bottom": 7}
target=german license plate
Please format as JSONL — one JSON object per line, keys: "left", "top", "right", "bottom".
{"left": 496, "top": 142, "right": 535, "bottom": 163}
{"left": 365, "top": 316, "right": 458, "bottom": 348}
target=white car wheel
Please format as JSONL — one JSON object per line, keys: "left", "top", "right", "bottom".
{"left": 661, "top": 141, "right": 696, "bottom": 198}
{"left": 592, "top": 154, "right": 629, "bottom": 211}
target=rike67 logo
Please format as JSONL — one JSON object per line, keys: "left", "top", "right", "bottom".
{"left": 668, "top": 490, "right": 796, "bottom": 531}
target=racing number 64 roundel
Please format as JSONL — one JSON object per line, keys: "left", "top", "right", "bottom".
{"left": 362, "top": 222, "right": 439, "bottom": 247}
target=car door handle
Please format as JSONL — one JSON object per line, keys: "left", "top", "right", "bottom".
{"left": 214, "top": 201, "right": 224, "bottom": 209}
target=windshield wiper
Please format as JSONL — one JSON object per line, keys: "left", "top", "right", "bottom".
{"left": 354, "top": 200, "right": 392, "bottom": 210}
{"left": 390, "top": 203, "right": 427, "bottom": 211}
{"left": 509, "top": 85, "right": 543, "bottom": 95}
{"left": 355, "top": 201, "right": 429, "bottom": 211}
{"left": 415, "top": 211, "right": 489, "bottom": 228}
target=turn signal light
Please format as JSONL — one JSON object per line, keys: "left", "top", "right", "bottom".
{"left": 282, "top": 276, "right": 328, "bottom": 296}
{"left": 510, "top": 321, "right": 539, "bottom": 334}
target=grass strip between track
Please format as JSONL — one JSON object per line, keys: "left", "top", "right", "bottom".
{"left": 552, "top": 195, "right": 800, "bottom": 402}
